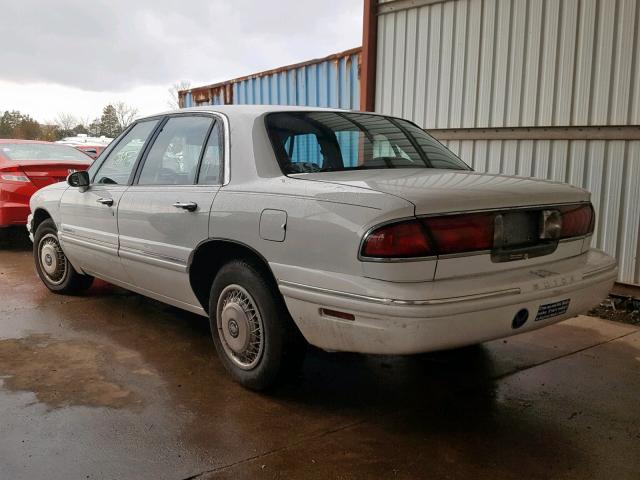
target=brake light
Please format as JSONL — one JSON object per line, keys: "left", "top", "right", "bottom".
{"left": 422, "top": 213, "right": 494, "bottom": 255}
{"left": 0, "top": 166, "right": 32, "bottom": 183}
{"left": 558, "top": 204, "right": 594, "bottom": 238}
{"left": 361, "top": 220, "right": 432, "bottom": 258}
{"left": 0, "top": 173, "right": 31, "bottom": 183}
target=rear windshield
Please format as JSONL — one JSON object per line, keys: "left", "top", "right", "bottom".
{"left": 0, "top": 143, "right": 91, "bottom": 162}
{"left": 265, "top": 112, "right": 470, "bottom": 174}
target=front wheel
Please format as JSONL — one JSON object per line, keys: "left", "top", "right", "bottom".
{"left": 33, "top": 219, "right": 94, "bottom": 294}
{"left": 209, "top": 260, "right": 306, "bottom": 390}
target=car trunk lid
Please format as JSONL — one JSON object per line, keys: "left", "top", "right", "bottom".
{"left": 295, "top": 169, "right": 589, "bottom": 214}
{"left": 10, "top": 160, "right": 91, "bottom": 188}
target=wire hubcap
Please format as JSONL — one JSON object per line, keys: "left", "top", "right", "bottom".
{"left": 217, "top": 285, "right": 264, "bottom": 370}
{"left": 38, "top": 233, "right": 67, "bottom": 285}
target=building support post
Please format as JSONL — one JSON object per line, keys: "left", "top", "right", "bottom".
{"left": 360, "top": 0, "right": 378, "bottom": 112}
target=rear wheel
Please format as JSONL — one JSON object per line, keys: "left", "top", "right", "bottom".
{"left": 34, "top": 219, "right": 94, "bottom": 294}
{"left": 209, "top": 260, "right": 306, "bottom": 390}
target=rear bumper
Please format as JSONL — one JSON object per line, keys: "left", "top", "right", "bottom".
{"left": 278, "top": 249, "right": 617, "bottom": 354}
{"left": 0, "top": 202, "right": 31, "bottom": 227}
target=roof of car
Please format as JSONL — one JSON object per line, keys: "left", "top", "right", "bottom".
{"left": 147, "top": 104, "right": 355, "bottom": 120}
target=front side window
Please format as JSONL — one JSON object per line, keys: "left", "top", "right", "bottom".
{"left": 92, "top": 120, "right": 158, "bottom": 185}
{"left": 138, "top": 116, "right": 213, "bottom": 185}
{"left": 265, "top": 112, "right": 470, "bottom": 174}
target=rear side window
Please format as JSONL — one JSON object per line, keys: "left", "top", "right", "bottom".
{"left": 137, "top": 116, "right": 213, "bottom": 185}
{"left": 93, "top": 120, "right": 158, "bottom": 185}
{"left": 197, "top": 121, "right": 223, "bottom": 185}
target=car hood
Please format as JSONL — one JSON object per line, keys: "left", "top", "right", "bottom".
{"left": 294, "top": 169, "right": 590, "bottom": 214}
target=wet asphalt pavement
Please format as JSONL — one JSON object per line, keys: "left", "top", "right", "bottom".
{"left": 0, "top": 231, "right": 639, "bottom": 480}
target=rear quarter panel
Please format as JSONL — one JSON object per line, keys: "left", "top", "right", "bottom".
{"left": 209, "top": 176, "right": 426, "bottom": 290}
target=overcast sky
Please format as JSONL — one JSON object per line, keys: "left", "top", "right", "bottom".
{"left": 0, "top": 0, "right": 362, "bottom": 123}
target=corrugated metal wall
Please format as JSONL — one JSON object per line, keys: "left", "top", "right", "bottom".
{"left": 376, "top": 0, "right": 640, "bottom": 285}
{"left": 181, "top": 48, "right": 361, "bottom": 110}
{"left": 376, "top": 0, "right": 640, "bottom": 128}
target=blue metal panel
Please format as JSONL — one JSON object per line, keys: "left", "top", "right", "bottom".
{"left": 224, "top": 50, "right": 360, "bottom": 109}
{"left": 189, "top": 50, "right": 362, "bottom": 109}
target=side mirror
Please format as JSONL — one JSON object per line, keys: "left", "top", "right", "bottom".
{"left": 67, "top": 170, "right": 90, "bottom": 189}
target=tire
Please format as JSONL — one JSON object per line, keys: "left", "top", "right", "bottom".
{"left": 209, "top": 259, "right": 306, "bottom": 390}
{"left": 33, "top": 218, "right": 94, "bottom": 294}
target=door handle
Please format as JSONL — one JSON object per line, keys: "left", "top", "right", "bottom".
{"left": 96, "top": 197, "right": 114, "bottom": 206}
{"left": 172, "top": 201, "right": 198, "bottom": 212}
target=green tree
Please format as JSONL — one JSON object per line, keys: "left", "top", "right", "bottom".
{"left": 0, "top": 110, "right": 42, "bottom": 139}
{"left": 72, "top": 124, "right": 88, "bottom": 135}
{"left": 88, "top": 118, "right": 101, "bottom": 136}
{"left": 99, "top": 104, "right": 120, "bottom": 137}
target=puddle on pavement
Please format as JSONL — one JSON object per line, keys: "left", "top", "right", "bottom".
{"left": 0, "top": 333, "right": 150, "bottom": 409}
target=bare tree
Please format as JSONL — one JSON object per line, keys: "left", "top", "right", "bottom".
{"left": 113, "top": 101, "right": 139, "bottom": 132}
{"left": 54, "top": 113, "right": 77, "bottom": 131}
{"left": 78, "top": 115, "right": 93, "bottom": 130}
{"left": 168, "top": 80, "right": 191, "bottom": 109}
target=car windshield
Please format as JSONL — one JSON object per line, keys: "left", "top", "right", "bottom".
{"left": 265, "top": 112, "right": 470, "bottom": 174}
{"left": 0, "top": 143, "right": 90, "bottom": 162}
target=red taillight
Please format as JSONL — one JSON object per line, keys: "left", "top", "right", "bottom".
{"left": 361, "top": 213, "right": 494, "bottom": 258}
{"left": 361, "top": 220, "right": 432, "bottom": 258}
{"left": 361, "top": 204, "right": 593, "bottom": 260}
{"left": 558, "top": 204, "right": 595, "bottom": 238}
{"left": 0, "top": 166, "right": 31, "bottom": 183}
{"left": 422, "top": 213, "right": 494, "bottom": 255}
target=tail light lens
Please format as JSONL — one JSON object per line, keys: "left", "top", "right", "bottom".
{"left": 0, "top": 173, "right": 31, "bottom": 183}
{"left": 422, "top": 213, "right": 494, "bottom": 255}
{"left": 361, "top": 220, "right": 432, "bottom": 258}
{"left": 0, "top": 166, "right": 32, "bottom": 183}
{"left": 361, "top": 213, "right": 494, "bottom": 258}
{"left": 361, "top": 203, "right": 594, "bottom": 259}
{"left": 558, "top": 204, "right": 595, "bottom": 238}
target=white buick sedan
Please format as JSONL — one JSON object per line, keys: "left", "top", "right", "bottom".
{"left": 28, "top": 106, "right": 617, "bottom": 389}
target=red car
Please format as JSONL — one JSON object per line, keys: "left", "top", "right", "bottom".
{"left": 73, "top": 144, "right": 106, "bottom": 159}
{"left": 0, "top": 140, "right": 92, "bottom": 228}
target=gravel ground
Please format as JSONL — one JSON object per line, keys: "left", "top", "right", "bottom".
{"left": 589, "top": 294, "right": 640, "bottom": 325}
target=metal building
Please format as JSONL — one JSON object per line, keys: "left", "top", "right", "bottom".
{"left": 363, "top": 0, "right": 640, "bottom": 286}
{"left": 179, "top": 48, "right": 361, "bottom": 110}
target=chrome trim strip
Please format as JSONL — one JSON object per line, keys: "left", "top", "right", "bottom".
{"left": 120, "top": 246, "right": 187, "bottom": 269}
{"left": 559, "top": 234, "right": 592, "bottom": 243}
{"left": 437, "top": 249, "right": 491, "bottom": 260}
{"left": 414, "top": 201, "right": 591, "bottom": 218}
{"left": 59, "top": 233, "right": 117, "bottom": 256}
{"left": 280, "top": 281, "right": 390, "bottom": 304}
{"left": 391, "top": 288, "right": 522, "bottom": 305}
{"left": 359, "top": 254, "right": 439, "bottom": 263}
{"left": 278, "top": 280, "right": 521, "bottom": 306}
{"left": 216, "top": 112, "right": 231, "bottom": 186}
{"left": 583, "top": 264, "right": 617, "bottom": 279}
